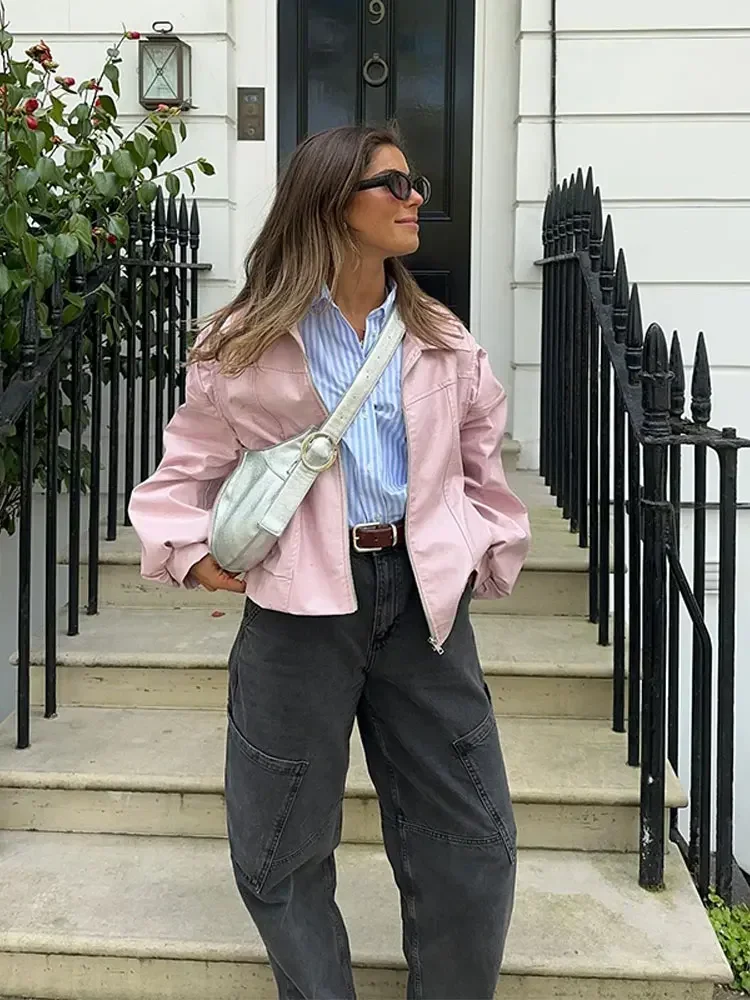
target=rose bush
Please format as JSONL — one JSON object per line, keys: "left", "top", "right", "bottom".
{"left": 0, "top": 6, "right": 214, "bottom": 533}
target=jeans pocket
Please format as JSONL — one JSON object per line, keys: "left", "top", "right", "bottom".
{"left": 453, "top": 711, "right": 517, "bottom": 864}
{"left": 225, "top": 711, "right": 309, "bottom": 893}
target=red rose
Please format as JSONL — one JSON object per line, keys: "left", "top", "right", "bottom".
{"left": 126, "top": 31, "right": 141, "bottom": 40}
{"left": 94, "top": 99, "right": 103, "bottom": 108}
{"left": 86, "top": 79, "right": 103, "bottom": 92}
{"left": 54, "top": 75, "right": 76, "bottom": 88}
{"left": 155, "top": 103, "right": 170, "bottom": 113}
{"left": 24, "top": 98, "right": 40, "bottom": 113}
{"left": 50, "top": 135, "right": 62, "bottom": 145}
{"left": 107, "top": 234, "right": 117, "bottom": 246}
{"left": 25, "top": 115, "right": 39, "bottom": 130}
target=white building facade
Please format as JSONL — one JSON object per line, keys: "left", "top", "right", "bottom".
{"left": 9, "top": 0, "right": 750, "bottom": 868}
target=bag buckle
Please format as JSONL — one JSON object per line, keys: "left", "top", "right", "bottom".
{"left": 300, "top": 431, "right": 338, "bottom": 472}
{"left": 352, "top": 522, "right": 398, "bottom": 553}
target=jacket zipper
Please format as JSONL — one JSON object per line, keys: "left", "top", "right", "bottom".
{"left": 402, "top": 398, "right": 444, "bottom": 656}
{"left": 299, "top": 345, "right": 357, "bottom": 609}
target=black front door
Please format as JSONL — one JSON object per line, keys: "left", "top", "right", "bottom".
{"left": 278, "top": 0, "right": 476, "bottom": 325}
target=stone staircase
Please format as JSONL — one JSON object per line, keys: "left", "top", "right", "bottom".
{"left": 0, "top": 467, "right": 731, "bottom": 999}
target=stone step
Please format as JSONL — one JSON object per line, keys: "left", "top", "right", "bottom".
{"left": 23, "top": 607, "right": 616, "bottom": 719}
{"left": 64, "top": 471, "right": 592, "bottom": 617}
{"left": 0, "top": 830, "right": 730, "bottom": 999}
{"left": 0, "top": 707, "right": 685, "bottom": 852}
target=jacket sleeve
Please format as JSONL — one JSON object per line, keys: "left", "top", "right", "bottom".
{"left": 127, "top": 362, "right": 242, "bottom": 587}
{"left": 460, "top": 345, "right": 531, "bottom": 599}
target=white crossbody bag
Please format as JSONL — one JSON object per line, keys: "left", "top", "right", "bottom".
{"left": 209, "top": 307, "right": 406, "bottom": 574}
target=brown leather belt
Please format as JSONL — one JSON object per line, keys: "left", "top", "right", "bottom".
{"left": 351, "top": 521, "right": 406, "bottom": 553}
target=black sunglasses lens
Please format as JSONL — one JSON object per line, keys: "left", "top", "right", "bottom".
{"left": 413, "top": 176, "right": 431, "bottom": 204}
{"left": 387, "top": 173, "right": 411, "bottom": 200}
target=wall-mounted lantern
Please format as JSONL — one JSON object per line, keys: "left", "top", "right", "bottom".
{"left": 138, "top": 22, "right": 192, "bottom": 110}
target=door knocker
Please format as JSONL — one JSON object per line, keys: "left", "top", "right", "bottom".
{"left": 363, "top": 52, "right": 389, "bottom": 87}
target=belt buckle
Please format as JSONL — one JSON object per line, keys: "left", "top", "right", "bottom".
{"left": 352, "top": 521, "right": 398, "bottom": 553}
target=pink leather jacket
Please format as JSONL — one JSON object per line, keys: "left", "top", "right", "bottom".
{"left": 128, "top": 317, "right": 531, "bottom": 652}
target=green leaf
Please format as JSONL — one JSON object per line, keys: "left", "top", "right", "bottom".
{"left": 184, "top": 166, "right": 195, "bottom": 191}
{"left": 37, "top": 157, "right": 59, "bottom": 184}
{"left": 3, "top": 202, "right": 27, "bottom": 240}
{"left": 0, "top": 29, "right": 12, "bottom": 52}
{"left": 179, "top": 119, "right": 187, "bottom": 141}
{"left": 0, "top": 263, "right": 10, "bottom": 296}
{"left": 16, "top": 142, "right": 37, "bottom": 168}
{"left": 97, "top": 94, "right": 117, "bottom": 118}
{"left": 107, "top": 213, "right": 128, "bottom": 241}
{"left": 53, "top": 233, "right": 79, "bottom": 259}
{"left": 65, "top": 146, "right": 89, "bottom": 170}
{"left": 197, "top": 158, "right": 215, "bottom": 176}
{"left": 71, "top": 102, "right": 89, "bottom": 122}
{"left": 165, "top": 173, "right": 180, "bottom": 197}
{"left": 36, "top": 251, "right": 55, "bottom": 286}
{"left": 20, "top": 233, "right": 38, "bottom": 270}
{"left": 49, "top": 96, "right": 65, "bottom": 126}
{"left": 93, "top": 171, "right": 118, "bottom": 198}
{"left": 111, "top": 148, "right": 135, "bottom": 180}
{"left": 10, "top": 59, "right": 28, "bottom": 86}
{"left": 136, "top": 180, "right": 158, "bottom": 206}
{"left": 103, "top": 62, "right": 120, "bottom": 97}
{"left": 160, "top": 124, "right": 177, "bottom": 156}
{"left": 15, "top": 168, "right": 39, "bottom": 194}
{"left": 131, "top": 132, "right": 150, "bottom": 167}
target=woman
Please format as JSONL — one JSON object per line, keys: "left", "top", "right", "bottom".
{"left": 129, "top": 124, "right": 530, "bottom": 1000}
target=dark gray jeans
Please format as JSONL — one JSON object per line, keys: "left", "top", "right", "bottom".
{"left": 225, "top": 548, "right": 516, "bottom": 1000}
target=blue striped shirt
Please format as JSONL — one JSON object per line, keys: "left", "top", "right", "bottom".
{"left": 299, "top": 284, "right": 408, "bottom": 526}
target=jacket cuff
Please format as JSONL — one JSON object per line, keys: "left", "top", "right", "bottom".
{"left": 167, "top": 542, "right": 211, "bottom": 587}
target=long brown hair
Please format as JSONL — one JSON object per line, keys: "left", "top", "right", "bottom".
{"left": 191, "top": 124, "right": 456, "bottom": 374}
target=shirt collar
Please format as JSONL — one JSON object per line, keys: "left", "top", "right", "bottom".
{"left": 314, "top": 280, "right": 397, "bottom": 321}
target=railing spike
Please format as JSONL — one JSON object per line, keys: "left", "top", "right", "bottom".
{"left": 167, "top": 192, "right": 178, "bottom": 232}
{"left": 602, "top": 216, "right": 616, "bottom": 273}
{"left": 575, "top": 168, "right": 585, "bottom": 209}
{"left": 641, "top": 323, "right": 673, "bottom": 438}
{"left": 691, "top": 332, "right": 712, "bottom": 427}
{"left": 140, "top": 200, "right": 153, "bottom": 244}
{"left": 20, "top": 291, "right": 39, "bottom": 379}
{"left": 626, "top": 283, "right": 643, "bottom": 385}
{"left": 669, "top": 332, "right": 685, "bottom": 420}
{"left": 190, "top": 200, "right": 201, "bottom": 249}
{"left": 178, "top": 195, "right": 189, "bottom": 246}
{"left": 600, "top": 216, "right": 616, "bottom": 303}
{"left": 154, "top": 188, "right": 166, "bottom": 244}
{"left": 555, "top": 179, "right": 567, "bottom": 249}
{"left": 613, "top": 249, "right": 630, "bottom": 344}
{"left": 580, "top": 168, "right": 593, "bottom": 246}
{"left": 589, "top": 195, "right": 603, "bottom": 270}
{"left": 564, "top": 178, "right": 576, "bottom": 252}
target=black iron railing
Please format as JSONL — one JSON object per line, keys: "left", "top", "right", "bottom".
{"left": 538, "top": 168, "right": 749, "bottom": 905}
{"left": 0, "top": 192, "right": 210, "bottom": 751}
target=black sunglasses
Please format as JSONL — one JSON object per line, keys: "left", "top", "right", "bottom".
{"left": 356, "top": 170, "right": 431, "bottom": 206}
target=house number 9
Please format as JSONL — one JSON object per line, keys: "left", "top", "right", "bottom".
{"left": 369, "top": 0, "right": 385, "bottom": 25}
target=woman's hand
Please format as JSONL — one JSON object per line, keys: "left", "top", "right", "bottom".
{"left": 188, "top": 554, "right": 246, "bottom": 593}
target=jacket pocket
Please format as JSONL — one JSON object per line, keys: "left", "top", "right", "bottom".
{"left": 225, "top": 711, "right": 309, "bottom": 893}
{"left": 453, "top": 711, "right": 517, "bottom": 864}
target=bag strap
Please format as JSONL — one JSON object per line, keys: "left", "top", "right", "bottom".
{"left": 319, "top": 305, "right": 406, "bottom": 444}
{"left": 257, "top": 306, "right": 406, "bottom": 539}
